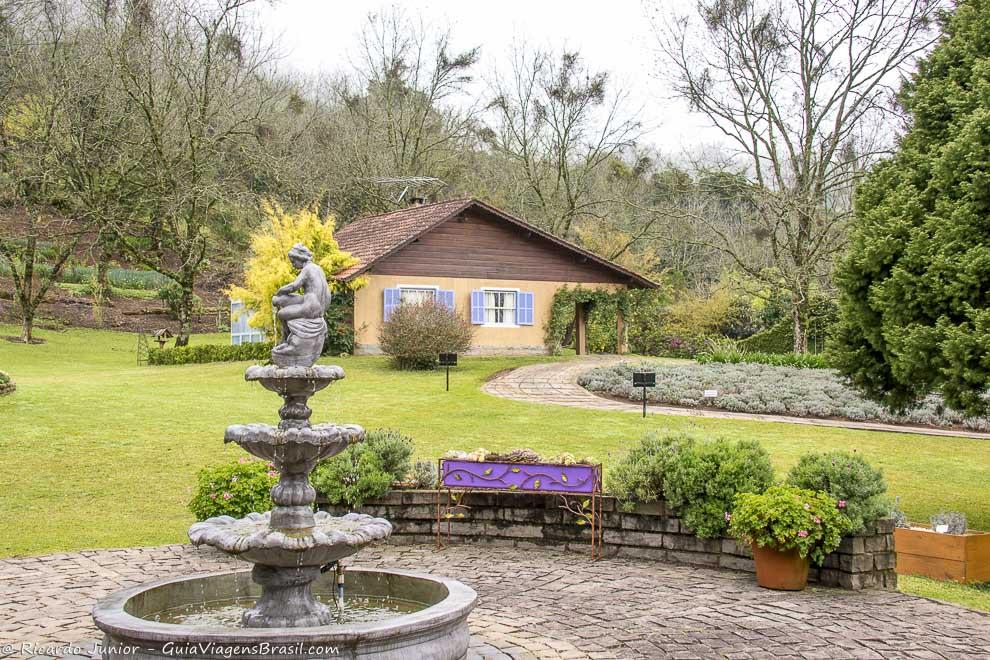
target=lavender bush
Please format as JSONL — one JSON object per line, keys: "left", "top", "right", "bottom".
{"left": 578, "top": 362, "right": 990, "bottom": 431}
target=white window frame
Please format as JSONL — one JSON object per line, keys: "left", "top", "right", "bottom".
{"left": 397, "top": 284, "right": 439, "bottom": 306}
{"left": 481, "top": 287, "right": 520, "bottom": 328}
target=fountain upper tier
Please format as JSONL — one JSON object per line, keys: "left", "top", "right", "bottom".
{"left": 245, "top": 364, "right": 344, "bottom": 430}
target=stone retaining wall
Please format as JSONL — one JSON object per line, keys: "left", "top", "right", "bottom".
{"left": 319, "top": 489, "right": 897, "bottom": 591}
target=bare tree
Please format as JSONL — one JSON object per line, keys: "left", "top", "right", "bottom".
{"left": 484, "top": 47, "right": 640, "bottom": 239}
{"left": 0, "top": 0, "right": 92, "bottom": 342}
{"left": 654, "top": 0, "right": 940, "bottom": 351}
{"left": 102, "top": 0, "right": 285, "bottom": 345}
{"left": 324, "top": 8, "right": 480, "bottom": 220}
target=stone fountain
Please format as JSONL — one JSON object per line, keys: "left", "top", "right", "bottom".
{"left": 92, "top": 244, "right": 476, "bottom": 659}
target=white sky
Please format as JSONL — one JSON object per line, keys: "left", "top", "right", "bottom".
{"left": 256, "top": 0, "right": 726, "bottom": 156}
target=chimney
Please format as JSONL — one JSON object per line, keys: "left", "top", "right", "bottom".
{"left": 409, "top": 195, "right": 427, "bottom": 206}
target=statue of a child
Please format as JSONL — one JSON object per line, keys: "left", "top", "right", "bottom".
{"left": 270, "top": 243, "right": 331, "bottom": 367}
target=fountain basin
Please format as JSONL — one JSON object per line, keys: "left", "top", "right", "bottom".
{"left": 92, "top": 568, "right": 477, "bottom": 659}
{"left": 188, "top": 511, "right": 392, "bottom": 567}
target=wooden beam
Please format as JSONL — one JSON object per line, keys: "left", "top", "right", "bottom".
{"left": 616, "top": 307, "right": 628, "bottom": 355}
{"left": 575, "top": 301, "right": 588, "bottom": 356}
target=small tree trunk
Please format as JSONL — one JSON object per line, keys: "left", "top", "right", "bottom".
{"left": 174, "top": 279, "right": 195, "bottom": 346}
{"left": 792, "top": 297, "right": 808, "bottom": 354}
{"left": 20, "top": 307, "right": 35, "bottom": 343}
{"left": 96, "top": 258, "right": 111, "bottom": 302}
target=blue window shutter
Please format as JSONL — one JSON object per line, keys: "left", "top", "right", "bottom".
{"left": 518, "top": 292, "right": 534, "bottom": 325}
{"left": 383, "top": 288, "right": 401, "bottom": 321}
{"left": 470, "top": 290, "right": 485, "bottom": 324}
{"left": 439, "top": 290, "right": 455, "bottom": 311}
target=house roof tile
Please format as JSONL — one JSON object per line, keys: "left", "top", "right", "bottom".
{"left": 333, "top": 197, "right": 656, "bottom": 288}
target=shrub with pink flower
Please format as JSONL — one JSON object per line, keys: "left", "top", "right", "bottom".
{"left": 189, "top": 458, "right": 279, "bottom": 520}
{"left": 728, "top": 484, "right": 852, "bottom": 566}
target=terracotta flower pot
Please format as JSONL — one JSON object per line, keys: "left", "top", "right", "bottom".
{"left": 752, "top": 543, "right": 810, "bottom": 590}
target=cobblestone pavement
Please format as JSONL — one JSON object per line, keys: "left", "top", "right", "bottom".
{"left": 2, "top": 543, "right": 989, "bottom": 659}
{"left": 482, "top": 357, "right": 990, "bottom": 440}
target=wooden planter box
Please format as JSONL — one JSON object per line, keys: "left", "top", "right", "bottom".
{"left": 894, "top": 527, "right": 990, "bottom": 583}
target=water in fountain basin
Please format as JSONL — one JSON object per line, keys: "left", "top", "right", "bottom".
{"left": 148, "top": 593, "right": 428, "bottom": 626}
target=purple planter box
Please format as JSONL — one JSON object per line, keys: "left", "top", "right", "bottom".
{"left": 440, "top": 460, "right": 600, "bottom": 494}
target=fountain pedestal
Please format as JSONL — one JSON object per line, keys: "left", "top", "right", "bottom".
{"left": 188, "top": 365, "right": 392, "bottom": 628}
{"left": 243, "top": 564, "right": 330, "bottom": 628}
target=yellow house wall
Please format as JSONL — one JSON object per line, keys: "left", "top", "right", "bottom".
{"left": 352, "top": 273, "right": 623, "bottom": 355}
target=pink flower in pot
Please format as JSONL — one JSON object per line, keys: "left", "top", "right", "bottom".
{"left": 797, "top": 530, "right": 809, "bottom": 538}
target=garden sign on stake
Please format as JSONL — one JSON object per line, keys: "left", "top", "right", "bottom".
{"left": 439, "top": 352, "right": 457, "bottom": 391}
{"left": 632, "top": 370, "right": 656, "bottom": 418}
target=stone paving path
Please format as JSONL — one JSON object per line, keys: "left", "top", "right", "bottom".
{"left": 483, "top": 357, "right": 990, "bottom": 440}
{"left": 2, "top": 543, "right": 990, "bottom": 659}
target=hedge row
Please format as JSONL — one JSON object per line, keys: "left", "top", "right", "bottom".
{"left": 148, "top": 342, "right": 273, "bottom": 365}
{"left": 698, "top": 349, "right": 830, "bottom": 369}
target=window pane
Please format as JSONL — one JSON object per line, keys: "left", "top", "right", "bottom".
{"left": 482, "top": 290, "right": 517, "bottom": 324}
{"left": 400, "top": 288, "right": 434, "bottom": 305}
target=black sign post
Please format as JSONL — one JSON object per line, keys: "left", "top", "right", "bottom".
{"left": 439, "top": 352, "right": 458, "bottom": 391}
{"left": 632, "top": 371, "right": 656, "bottom": 418}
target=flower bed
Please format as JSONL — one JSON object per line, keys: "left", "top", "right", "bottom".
{"left": 578, "top": 362, "right": 989, "bottom": 431}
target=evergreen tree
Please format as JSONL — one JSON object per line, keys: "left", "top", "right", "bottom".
{"left": 833, "top": 0, "right": 990, "bottom": 415}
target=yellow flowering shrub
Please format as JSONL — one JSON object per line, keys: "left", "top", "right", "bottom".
{"left": 228, "top": 202, "right": 364, "bottom": 336}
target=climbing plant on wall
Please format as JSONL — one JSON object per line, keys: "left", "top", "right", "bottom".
{"left": 545, "top": 286, "right": 670, "bottom": 354}
{"left": 545, "top": 286, "right": 625, "bottom": 354}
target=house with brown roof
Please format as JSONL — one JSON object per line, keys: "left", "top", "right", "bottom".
{"left": 334, "top": 198, "right": 656, "bottom": 355}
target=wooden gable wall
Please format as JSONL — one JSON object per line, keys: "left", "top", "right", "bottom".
{"left": 368, "top": 210, "right": 629, "bottom": 284}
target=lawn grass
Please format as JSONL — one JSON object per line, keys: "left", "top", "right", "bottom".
{"left": 1, "top": 324, "right": 989, "bottom": 560}
{"left": 898, "top": 576, "right": 990, "bottom": 613}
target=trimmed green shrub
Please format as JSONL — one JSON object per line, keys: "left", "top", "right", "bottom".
{"left": 378, "top": 300, "right": 474, "bottom": 369}
{"left": 608, "top": 432, "right": 774, "bottom": 539}
{"left": 729, "top": 484, "right": 852, "bottom": 566}
{"left": 0, "top": 370, "right": 15, "bottom": 396}
{"left": 364, "top": 429, "right": 414, "bottom": 482}
{"left": 663, "top": 437, "right": 775, "bottom": 539}
{"left": 310, "top": 429, "right": 415, "bottom": 507}
{"left": 188, "top": 459, "right": 279, "bottom": 520}
{"left": 737, "top": 319, "right": 794, "bottom": 354}
{"left": 786, "top": 451, "right": 890, "bottom": 534}
{"left": 698, "top": 348, "right": 830, "bottom": 369}
{"left": 311, "top": 444, "right": 393, "bottom": 508}
{"left": 148, "top": 342, "right": 274, "bottom": 365}
{"left": 608, "top": 432, "right": 692, "bottom": 508}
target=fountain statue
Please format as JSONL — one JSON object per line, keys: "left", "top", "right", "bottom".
{"left": 92, "top": 245, "right": 476, "bottom": 658}
{"left": 270, "top": 243, "right": 331, "bottom": 368}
